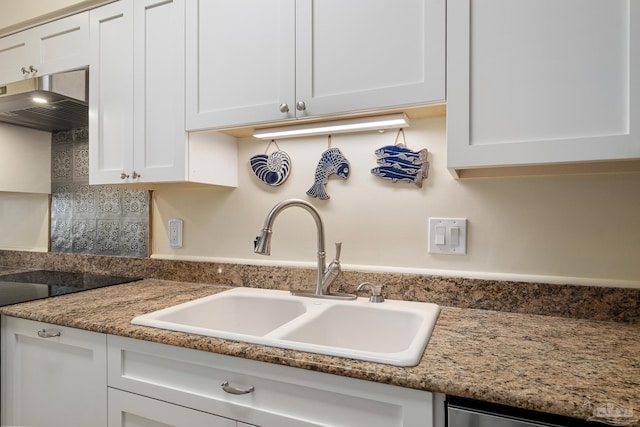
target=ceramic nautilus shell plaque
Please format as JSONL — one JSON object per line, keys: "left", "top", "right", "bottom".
{"left": 250, "top": 150, "right": 292, "bottom": 186}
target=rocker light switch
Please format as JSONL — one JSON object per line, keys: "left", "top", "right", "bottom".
{"left": 450, "top": 226, "right": 460, "bottom": 246}
{"left": 428, "top": 218, "right": 467, "bottom": 255}
{"left": 169, "top": 219, "right": 183, "bottom": 249}
{"left": 434, "top": 225, "right": 446, "bottom": 245}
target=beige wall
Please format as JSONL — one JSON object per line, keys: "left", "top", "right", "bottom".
{"left": 0, "top": 193, "right": 49, "bottom": 251}
{"left": 152, "top": 117, "right": 640, "bottom": 288}
{"left": 2, "top": 117, "right": 638, "bottom": 287}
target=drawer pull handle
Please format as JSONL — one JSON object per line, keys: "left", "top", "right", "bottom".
{"left": 37, "top": 329, "right": 61, "bottom": 338}
{"left": 221, "top": 381, "right": 254, "bottom": 395}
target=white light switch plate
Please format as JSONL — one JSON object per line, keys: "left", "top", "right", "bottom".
{"left": 428, "top": 218, "right": 467, "bottom": 255}
{"left": 169, "top": 219, "right": 183, "bottom": 249}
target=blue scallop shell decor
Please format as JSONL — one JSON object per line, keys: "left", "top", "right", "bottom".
{"left": 250, "top": 142, "right": 291, "bottom": 187}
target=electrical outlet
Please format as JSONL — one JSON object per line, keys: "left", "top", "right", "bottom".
{"left": 428, "top": 218, "right": 467, "bottom": 255}
{"left": 168, "top": 219, "right": 183, "bottom": 249}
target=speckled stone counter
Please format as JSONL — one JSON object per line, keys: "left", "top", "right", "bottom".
{"left": 1, "top": 279, "right": 638, "bottom": 425}
{"left": 1, "top": 250, "right": 639, "bottom": 323}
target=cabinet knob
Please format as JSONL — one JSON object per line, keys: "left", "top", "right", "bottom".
{"left": 120, "top": 172, "right": 130, "bottom": 180}
{"left": 131, "top": 171, "right": 141, "bottom": 179}
{"left": 21, "top": 65, "right": 38, "bottom": 75}
{"left": 296, "top": 101, "right": 306, "bottom": 111}
{"left": 279, "top": 103, "right": 290, "bottom": 113}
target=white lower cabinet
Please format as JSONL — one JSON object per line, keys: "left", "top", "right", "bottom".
{"left": 108, "top": 388, "right": 240, "bottom": 427}
{"left": 108, "top": 335, "right": 435, "bottom": 427}
{"left": 1, "top": 316, "right": 434, "bottom": 427}
{"left": 1, "top": 316, "right": 107, "bottom": 427}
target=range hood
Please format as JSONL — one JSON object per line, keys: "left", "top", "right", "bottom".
{"left": 0, "top": 69, "right": 88, "bottom": 132}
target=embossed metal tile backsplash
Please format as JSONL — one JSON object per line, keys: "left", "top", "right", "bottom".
{"left": 50, "top": 128, "right": 149, "bottom": 257}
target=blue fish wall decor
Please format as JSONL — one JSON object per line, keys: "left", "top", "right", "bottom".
{"left": 250, "top": 150, "right": 291, "bottom": 186}
{"left": 371, "top": 145, "right": 429, "bottom": 188}
{"left": 307, "top": 147, "right": 351, "bottom": 200}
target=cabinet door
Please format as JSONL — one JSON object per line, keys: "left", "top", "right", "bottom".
{"left": 0, "top": 31, "right": 35, "bottom": 83}
{"left": 109, "top": 335, "right": 434, "bottom": 427}
{"left": 132, "top": 0, "right": 187, "bottom": 182}
{"left": 447, "top": 0, "right": 640, "bottom": 174}
{"left": 108, "top": 388, "right": 236, "bottom": 427}
{"left": 0, "top": 12, "right": 88, "bottom": 84}
{"left": 30, "top": 12, "right": 89, "bottom": 76}
{"left": 1, "top": 316, "right": 107, "bottom": 427}
{"left": 185, "top": 0, "right": 296, "bottom": 130}
{"left": 295, "top": 0, "right": 445, "bottom": 118}
{"left": 89, "top": 0, "right": 135, "bottom": 185}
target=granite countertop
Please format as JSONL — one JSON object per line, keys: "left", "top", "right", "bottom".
{"left": 1, "top": 278, "right": 638, "bottom": 425}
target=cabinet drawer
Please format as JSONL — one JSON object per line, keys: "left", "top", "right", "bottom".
{"left": 108, "top": 335, "right": 433, "bottom": 427}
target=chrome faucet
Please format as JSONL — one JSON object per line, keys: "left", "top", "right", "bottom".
{"left": 254, "top": 199, "right": 355, "bottom": 300}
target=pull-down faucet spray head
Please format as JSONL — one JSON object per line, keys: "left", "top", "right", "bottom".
{"left": 253, "top": 228, "right": 272, "bottom": 255}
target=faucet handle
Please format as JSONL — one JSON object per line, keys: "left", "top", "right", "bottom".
{"left": 334, "top": 241, "right": 342, "bottom": 261}
{"left": 356, "top": 282, "right": 385, "bottom": 303}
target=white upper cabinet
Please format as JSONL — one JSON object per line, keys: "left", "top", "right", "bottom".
{"left": 186, "top": 0, "right": 445, "bottom": 131}
{"left": 89, "top": 0, "right": 238, "bottom": 187}
{"left": 132, "top": 0, "right": 187, "bottom": 183}
{"left": 0, "top": 12, "right": 88, "bottom": 84}
{"left": 186, "top": 0, "right": 296, "bottom": 130}
{"left": 447, "top": 0, "right": 640, "bottom": 176}
{"left": 89, "top": 0, "right": 134, "bottom": 185}
{"left": 294, "top": 0, "right": 445, "bottom": 118}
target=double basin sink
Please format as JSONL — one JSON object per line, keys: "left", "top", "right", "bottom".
{"left": 132, "top": 287, "right": 440, "bottom": 367}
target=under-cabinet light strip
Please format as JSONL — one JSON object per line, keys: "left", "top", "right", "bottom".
{"left": 252, "top": 113, "right": 409, "bottom": 139}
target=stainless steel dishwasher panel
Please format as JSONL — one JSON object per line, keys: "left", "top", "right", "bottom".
{"left": 448, "top": 406, "right": 554, "bottom": 427}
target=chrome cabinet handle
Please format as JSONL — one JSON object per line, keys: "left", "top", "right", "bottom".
{"left": 221, "top": 381, "right": 254, "bottom": 395}
{"left": 296, "top": 101, "right": 306, "bottom": 111}
{"left": 131, "top": 171, "right": 141, "bottom": 179}
{"left": 279, "top": 103, "right": 289, "bottom": 113}
{"left": 37, "top": 329, "right": 61, "bottom": 338}
{"left": 120, "top": 172, "right": 130, "bottom": 180}
{"left": 21, "top": 66, "right": 30, "bottom": 75}
{"left": 29, "top": 65, "right": 38, "bottom": 73}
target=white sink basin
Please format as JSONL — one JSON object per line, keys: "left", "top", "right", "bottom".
{"left": 133, "top": 289, "right": 308, "bottom": 338}
{"left": 132, "top": 287, "right": 440, "bottom": 366}
{"left": 278, "top": 303, "right": 428, "bottom": 354}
